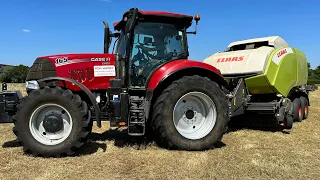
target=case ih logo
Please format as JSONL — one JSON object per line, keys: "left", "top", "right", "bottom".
{"left": 90, "top": 57, "right": 111, "bottom": 61}
{"left": 217, "top": 56, "right": 244, "bottom": 63}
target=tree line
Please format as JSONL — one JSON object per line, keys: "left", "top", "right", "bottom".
{"left": 0, "top": 63, "right": 319, "bottom": 85}
{"left": 0, "top": 65, "right": 30, "bottom": 83}
{"left": 307, "top": 63, "right": 320, "bottom": 85}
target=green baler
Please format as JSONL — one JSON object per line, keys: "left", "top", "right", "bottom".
{"left": 204, "top": 36, "right": 316, "bottom": 128}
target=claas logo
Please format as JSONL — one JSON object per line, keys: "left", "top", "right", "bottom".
{"left": 277, "top": 49, "right": 287, "bottom": 58}
{"left": 217, "top": 56, "right": 244, "bottom": 63}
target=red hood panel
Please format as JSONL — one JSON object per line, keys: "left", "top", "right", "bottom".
{"left": 39, "top": 53, "right": 115, "bottom": 67}
{"left": 38, "top": 53, "right": 116, "bottom": 91}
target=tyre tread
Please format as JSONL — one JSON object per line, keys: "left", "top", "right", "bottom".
{"left": 12, "top": 86, "right": 92, "bottom": 157}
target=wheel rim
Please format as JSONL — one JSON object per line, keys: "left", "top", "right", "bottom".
{"left": 29, "top": 103, "right": 73, "bottom": 146}
{"left": 298, "top": 107, "right": 302, "bottom": 120}
{"left": 173, "top": 92, "right": 217, "bottom": 140}
{"left": 305, "top": 106, "right": 308, "bottom": 116}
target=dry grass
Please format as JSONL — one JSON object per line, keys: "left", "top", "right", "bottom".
{"left": 1, "top": 84, "right": 320, "bottom": 180}
{"left": 4, "top": 83, "right": 27, "bottom": 96}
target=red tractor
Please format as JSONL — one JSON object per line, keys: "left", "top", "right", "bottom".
{"left": 1, "top": 8, "right": 308, "bottom": 157}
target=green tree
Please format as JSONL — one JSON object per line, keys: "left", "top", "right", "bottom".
{"left": 313, "top": 65, "right": 320, "bottom": 77}
{"left": 0, "top": 64, "right": 30, "bottom": 83}
{"left": 307, "top": 63, "right": 320, "bottom": 85}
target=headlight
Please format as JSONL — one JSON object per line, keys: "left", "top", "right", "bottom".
{"left": 26, "top": 80, "right": 40, "bottom": 90}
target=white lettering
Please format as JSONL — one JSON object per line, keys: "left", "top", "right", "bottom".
{"left": 91, "top": 57, "right": 111, "bottom": 61}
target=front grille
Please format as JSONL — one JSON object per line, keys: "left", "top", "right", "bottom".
{"left": 26, "top": 58, "right": 57, "bottom": 80}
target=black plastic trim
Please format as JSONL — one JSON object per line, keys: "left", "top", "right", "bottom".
{"left": 0, "top": 90, "right": 23, "bottom": 123}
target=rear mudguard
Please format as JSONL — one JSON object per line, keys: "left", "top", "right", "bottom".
{"left": 145, "top": 60, "right": 228, "bottom": 120}
{"left": 147, "top": 60, "right": 227, "bottom": 90}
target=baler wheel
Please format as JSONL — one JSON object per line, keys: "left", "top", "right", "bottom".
{"left": 293, "top": 98, "right": 303, "bottom": 122}
{"left": 283, "top": 115, "right": 293, "bottom": 129}
{"left": 151, "top": 75, "right": 229, "bottom": 150}
{"left": 299, "top": 96, "right": 308, "bottom": 120}
{"left": 12, "top": 86, "right": 92, "bottom": 157}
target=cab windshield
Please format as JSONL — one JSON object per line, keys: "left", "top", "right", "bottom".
{"left": 129, "top": 22, "right": 187, "bottom": 87}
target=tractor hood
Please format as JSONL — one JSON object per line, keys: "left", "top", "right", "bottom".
{"left": 203, "top": 46, "right": 275, "bottom": 76}
{"left": 26, "top": 53, "right": 117, "bottom": 92}
{"left": 38, "top": 53, "right": 116, "bottom": 67}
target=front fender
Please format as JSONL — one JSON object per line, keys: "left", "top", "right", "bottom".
{"left": 35, "top": 77, "right": 101, "bottom": 127}
{"left": 147, "top": 60, "right": 226, "bottom": 90}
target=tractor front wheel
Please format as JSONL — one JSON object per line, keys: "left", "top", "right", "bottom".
{"left": 12, "top": 86, "right": 92, "bottom": 157}
{"left": 151, "top": 75, "right": 229, "bottom": 150}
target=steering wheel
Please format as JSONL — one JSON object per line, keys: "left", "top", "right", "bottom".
{"left": 136, "top": 43, "right": 175, "bottom": 61}
{"left": 134, "top": 43, "right": 157, "bottom": 70}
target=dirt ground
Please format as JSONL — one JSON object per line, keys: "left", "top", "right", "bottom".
{"left": 1, "top": 84, "right": 320, "bottom": 180}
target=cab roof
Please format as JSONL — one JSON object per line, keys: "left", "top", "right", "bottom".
{"left": 113, "top": 9, "right": 194, "bottom": 31}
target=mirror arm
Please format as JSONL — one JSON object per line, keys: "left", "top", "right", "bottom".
{"left": 186, "top": 14, "right": 200, "bottom": 35}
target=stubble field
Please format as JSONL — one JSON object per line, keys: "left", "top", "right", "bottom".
{"left": 0, "top": 83, "right": 319, "bottom": 180}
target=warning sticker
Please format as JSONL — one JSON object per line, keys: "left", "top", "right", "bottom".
{"left": 94, "top": 65, "right": 116, "bottom": 77}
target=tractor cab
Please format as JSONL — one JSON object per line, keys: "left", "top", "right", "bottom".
{"left": 104, "top": 8, "right": 200, "bottom": 88}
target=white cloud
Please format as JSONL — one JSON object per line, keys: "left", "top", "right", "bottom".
{"left": 102, "top": 0, "right": 111, "bottom": 2}
{"left": 22, "top": 29, "right": 31, "bottom": 33}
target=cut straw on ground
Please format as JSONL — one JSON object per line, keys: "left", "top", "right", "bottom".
{"left": 0, "top": 83, "right": 319, "bottom": 180}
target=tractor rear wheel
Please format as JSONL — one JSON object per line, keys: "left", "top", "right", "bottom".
{"left": 12, "top": 86, "right": 92, "bottom": 157}
{"left": 151, "top": 75, "right": 229, "bottom": 150}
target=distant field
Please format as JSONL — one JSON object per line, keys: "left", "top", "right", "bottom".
{"left": 0, "top": 83, "right": 320, "bottom": 180}
{"left": 3, "top": 83, "right": 27, "bottom": 96}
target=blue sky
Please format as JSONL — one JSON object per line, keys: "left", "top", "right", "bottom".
{"left": 0, "top": 0, "right": 319, "bottom": 68}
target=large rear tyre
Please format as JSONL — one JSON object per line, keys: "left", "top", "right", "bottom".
{"left": 12, "top": 86, "right": 92, "bottom": 157}
{"left": 151, "top": 75, "right": 229, "bottom": 150}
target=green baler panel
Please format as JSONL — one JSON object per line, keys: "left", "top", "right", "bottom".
{"left": 245, "top": 75, "right": 275, "bottom": 94}
{"left": 294, "top": 48, "right": 308, "bottom": 86}
{"left": 244, "top": 46, "right": 308, "bottom": 97}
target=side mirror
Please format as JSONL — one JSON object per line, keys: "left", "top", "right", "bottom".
{"left": 125, "top": 8, "right": 138, "bottom": 34}
{"left": 103, "top": 20, "right": 111, "bottom": 53}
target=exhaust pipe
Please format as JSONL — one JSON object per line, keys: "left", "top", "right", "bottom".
{"left": 102, "top": 20, "right": 111, "bottom": 54}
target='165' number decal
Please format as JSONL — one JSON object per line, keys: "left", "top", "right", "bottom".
{"left": 55, "top": 57, "right": 68, "bottom": 64}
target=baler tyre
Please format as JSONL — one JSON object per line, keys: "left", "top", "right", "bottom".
{"left": 151, "top": 75, "right": 229, "bottom": 150}
{"left": 283, "top": 115, "right": 293, "bottom": 129}
{"left": 12, "top": 86, "right": 92, "bottom": 157}
{"left": 299, "top": 96, "right": 308, "bottom": 120}
{"left": 292, "top": 98, "right": 303, "bottom": 122}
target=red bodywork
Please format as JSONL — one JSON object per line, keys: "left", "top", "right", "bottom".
{"left": 147, "top": 60, "right": 223, "bottom": 90}
{"left": 39, "top": 53, "right": 116, "bottom": 91}
{"left": 33, "top": 10, "right": 222, "bottom": 92}
{"left": 37, "top": 53, "right": 223, "bottom": 92}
